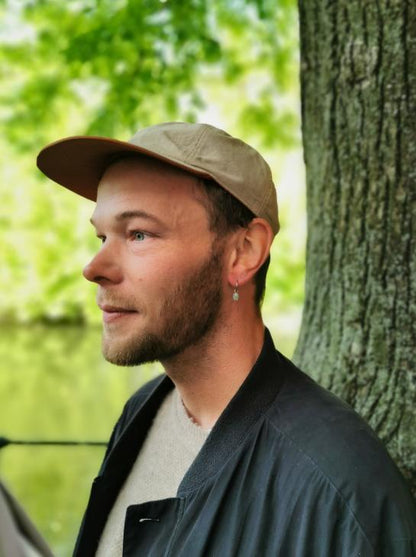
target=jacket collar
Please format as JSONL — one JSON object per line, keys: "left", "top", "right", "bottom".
{"left": 75, "top": 329, "right": 286, "bottom": 555}
{"left": 178, "top": 327, "right": 286, "bottom": 493}
{"left": 104, "top": 328, "right": 286, "bottom": 492}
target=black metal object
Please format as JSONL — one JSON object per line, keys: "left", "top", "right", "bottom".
{"left": 0, "top": 436, "right": 107, "bottom": 450}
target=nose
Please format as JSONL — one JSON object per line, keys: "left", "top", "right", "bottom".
{"left": 83, "top": 242, "right": 122, "bottom": 284}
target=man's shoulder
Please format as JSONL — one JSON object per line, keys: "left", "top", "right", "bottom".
{"left": 262, "top": 352, "right": 416, "bottom": 541}
{"left": 267, "top": 353, "right": 400, "bottom": 485}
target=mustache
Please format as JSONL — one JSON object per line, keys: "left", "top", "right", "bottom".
{"left": 96, "top": 294, "right": 139, "bottom": 312}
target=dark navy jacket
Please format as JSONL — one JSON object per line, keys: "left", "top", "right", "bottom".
{"left": 74, "top": 330, "right": 416, "bottom": 556}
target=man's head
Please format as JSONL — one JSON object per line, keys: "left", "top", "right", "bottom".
{"left": 84, "top": 157, "right": 227, "bottom": 365}
{"left": 37, "top": 122, "right": 278, "bottom": 365}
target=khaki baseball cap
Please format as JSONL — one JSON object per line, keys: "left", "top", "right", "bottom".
{"left": 37, "top": 122, "right": 279, "bottom": 235}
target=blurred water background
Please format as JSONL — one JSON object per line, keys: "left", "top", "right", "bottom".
{"left": 0, "top": 316, "right": 299, "bottom": 556}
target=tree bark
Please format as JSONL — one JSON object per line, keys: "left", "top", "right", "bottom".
{"left": 295, "top": 0, "right": 416, "bottom": 495}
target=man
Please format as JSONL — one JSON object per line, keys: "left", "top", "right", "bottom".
{"left": 37, "top": 122, "right": 416, "bottom": 556}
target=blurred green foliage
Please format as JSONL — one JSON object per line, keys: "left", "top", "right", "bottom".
{"left": 0, "top": 0, "right": 304, "bottom": 324}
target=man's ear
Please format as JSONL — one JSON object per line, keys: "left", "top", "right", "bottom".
{"left": 227, "top": 218, "right": 274, "bottom": 287}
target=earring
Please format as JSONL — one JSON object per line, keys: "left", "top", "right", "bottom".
{"left": 232, "top": 281, "right": 239, "bottom": 302}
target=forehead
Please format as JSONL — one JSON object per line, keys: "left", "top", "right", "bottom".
{"left": 92, "top": 157, "right": 209, "bottom": 221}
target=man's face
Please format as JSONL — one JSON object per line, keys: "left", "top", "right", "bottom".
{"left": 84, "top": 157, "right": 225, "bottom": 366}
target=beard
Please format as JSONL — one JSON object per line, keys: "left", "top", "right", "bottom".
{"left": 102, "top": 242, "right": 224, "bottom": 366}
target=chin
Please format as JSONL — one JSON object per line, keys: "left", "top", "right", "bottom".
{"left": 101, "top": 334, "right": 159, "bottom": 367}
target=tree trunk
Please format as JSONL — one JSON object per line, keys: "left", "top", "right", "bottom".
{"left": 294, "top": 0, "right": 416, "bottom": 495}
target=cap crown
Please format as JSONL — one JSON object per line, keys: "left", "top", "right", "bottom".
{"left": 37, "top": 122, "right": 279, "bottom": 234}
{"left": 128, "top": 123, "right": 279, "bottom": 234}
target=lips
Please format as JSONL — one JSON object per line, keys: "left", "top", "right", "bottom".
{"left": 98, "top": 304, "right": 138, "bottom": 323}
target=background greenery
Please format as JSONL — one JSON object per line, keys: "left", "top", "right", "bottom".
{"left": 0, "top": 0, "right": 304, "bottom": 325}
{"left": 0, "top": 0, "right": 305, "bottom": 554}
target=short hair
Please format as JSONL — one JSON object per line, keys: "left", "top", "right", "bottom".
{"left": 198, "top": 178, "right": 270, "bottom": 308}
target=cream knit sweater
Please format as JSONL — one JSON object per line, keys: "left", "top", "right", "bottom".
{"left": 96, "top": 388, "right": 210, "bottom": 556}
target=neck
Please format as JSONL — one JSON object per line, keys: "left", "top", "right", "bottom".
{"left": 161, "top": 308, "right": 265, "bottom": 430}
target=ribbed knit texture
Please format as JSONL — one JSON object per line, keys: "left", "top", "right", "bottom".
{"left": 96, "top": 388, "right": 210, "bottom": 557}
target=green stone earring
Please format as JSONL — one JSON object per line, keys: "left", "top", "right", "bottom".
{"left": 232, "top": 281, "right": 239, "bottom": 302}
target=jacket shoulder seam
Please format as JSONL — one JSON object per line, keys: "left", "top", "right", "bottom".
{"left": 266, "top": 416, "right": 375, "bottom": 549}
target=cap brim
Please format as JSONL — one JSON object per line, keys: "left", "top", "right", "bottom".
{"left": 36, "top": 136, "right": 210, "bottom": 201}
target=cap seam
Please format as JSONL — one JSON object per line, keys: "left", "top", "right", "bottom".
{"left": 184, "top": 125, "right": 209, "bottom": 160}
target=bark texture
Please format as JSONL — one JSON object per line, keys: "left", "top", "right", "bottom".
{"left": 295, "top": 0, "right": 416, "bottom": 494}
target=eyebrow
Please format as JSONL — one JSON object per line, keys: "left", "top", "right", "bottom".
{"left": 90, "top": 210, "right": 164, "bottom": 227}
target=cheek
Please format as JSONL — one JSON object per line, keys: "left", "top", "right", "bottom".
{"left": 124, "top": 256, "right": 177, "bottom": 290}
{"left": 124, "top": 241, "right": 211, "bottom": 291}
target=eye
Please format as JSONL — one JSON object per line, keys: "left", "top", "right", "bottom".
{"left": 132, "top": 231, "right": 146, "bottom": 242}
